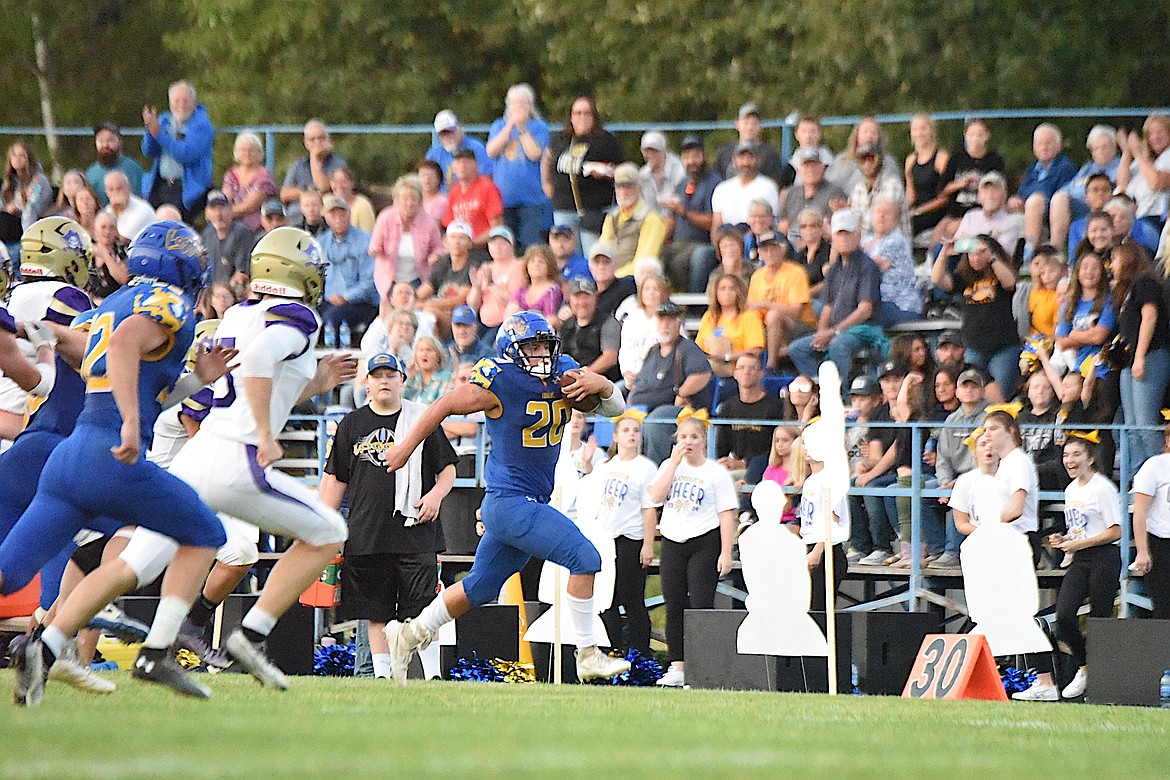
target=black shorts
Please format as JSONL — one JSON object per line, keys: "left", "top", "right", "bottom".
{"left": 69, "top": 535, "right": 110, "bottom": 575}
{"left": 340, "top": 552, "right": 438, "bottom": 623}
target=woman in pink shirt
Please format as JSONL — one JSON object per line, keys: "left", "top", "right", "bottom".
{"left": 507, "top": 244, "right": 565, "bottom": 327}
{"left": 369, "top": 174, "right": 443, "bottom": 299}
{"left": 418, "top": 160, "right": 448, "bottom": 225}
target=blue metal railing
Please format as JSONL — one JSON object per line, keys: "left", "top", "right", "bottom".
{"left": 284, "top": 412, "right": 1157, "bottom": 617}
{"left": 5, "top": 106, "right": 1167, "bottom": 181}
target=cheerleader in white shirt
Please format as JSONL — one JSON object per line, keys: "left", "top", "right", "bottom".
{"left": 983, "top": 408, "right": 1041, "bottom": 548}
{"left": 1132, "top": 425, "right": 1170, "bottom": 619}
{"left": 648, "top": 409, "right": 738, "bottom": 688}
{"left": 799, "top": 430, "right": 852, "bottom": 610}
{"left": 1047, "top": 432, "right": 1120, "bottom": 699}
{"left": 592, "top": 409, "right": 660, "bottom": 656}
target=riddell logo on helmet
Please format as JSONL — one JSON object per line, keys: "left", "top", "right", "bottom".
{"left": 252, "top": 281, "right": 294, "bottom": 295}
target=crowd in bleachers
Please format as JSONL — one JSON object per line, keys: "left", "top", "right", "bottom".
{"left": 4, "top": 83, "right": 1170, "bottom": 560}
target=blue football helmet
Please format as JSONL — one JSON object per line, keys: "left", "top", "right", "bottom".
{"left": 126, "top": 220, "right": 207, "bottom": 299}
{"left": 496, "top": 311, "right": 562, "bottom": 379}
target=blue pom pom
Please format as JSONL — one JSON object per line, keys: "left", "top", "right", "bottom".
{"left": 314, "top": 641, "right": 356, "bottom": 676}
{"left": 449, "top": 653, "right": 505, "bottom": 682}
{"left": 999, "top": 665, "right": 1037, "bottom": 694}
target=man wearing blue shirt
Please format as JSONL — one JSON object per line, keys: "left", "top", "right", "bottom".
{"left": 661, "top": 135, "right": 721, "bottom": 292}
{"left": 86, "top": 122, "right": 145, "bottom": 207}
{"left": 426, "top": 110, "right": 493, "bottom": 189}
{"left": 141, "top": 80, "right": 214, "bottom": 222}
{"left": 1012, "top": 123, "right": 1078, "bottom": 259}
{"left": 320, "top": 195, "right": 377, "bottom": 347}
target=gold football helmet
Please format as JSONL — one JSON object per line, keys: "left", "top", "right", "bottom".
{"left": 250, "top": 227, "right": 326, "bottom": 305}
{"left": 20, "top": 216, "right": 92, "bottom": 289}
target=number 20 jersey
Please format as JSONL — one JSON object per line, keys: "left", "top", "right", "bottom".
{"left": 198, "top": 298, "right": 320, "bottom": 445}
{"left": 74, "top": 278, "right": 194, "bottom": 440}
{"left": 469, "top": 354, "right": 578, "bottom": 502}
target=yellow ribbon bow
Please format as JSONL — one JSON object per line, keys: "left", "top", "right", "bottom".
{"left": 962, "top": 426, "right": 986, "bottom": 451}
{"left": 610, "top": 408, "right": 647, "bottom": 425}
{"left": 676, "top": 407, "right": 710, "bottom": 428}
{"left": 1067, "top": 429, "right": 1101, "bottom": 445}
{"left": 985, "top": 401, "right": 1023, "bottom": 419}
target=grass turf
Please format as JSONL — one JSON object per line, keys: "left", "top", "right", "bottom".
{"left": 2, "top": 670, "right": 1169, "bottom": 778}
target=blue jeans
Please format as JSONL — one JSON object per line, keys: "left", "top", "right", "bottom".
{"left": 643, "top": 405, "right": 683, "bottom": 465}
{"left": 862, "top": 472, "right": 898, "bottom": 551}
{"left": 505, "top": 203, "right": 553, "bottom": 253}
{"left": 319, "top": 301, "right": 378, "bottom": 348}
{"left": 553, "top": 210, "right": 600, "bottom": 260}
{"left": 965, "top": 343, "right": 1022, "bottom": 399}
{"left": 876, "top": 301, "right": 920, "bottom": 327}
{"left": 789, "top": 330, "right": 864, "bottom": 386}
{"left": 1121, "top": 348, "right": 1170, "bottom": 468}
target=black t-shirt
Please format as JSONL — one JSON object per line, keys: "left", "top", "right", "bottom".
{"left": 427, "top": 253, "right": 480, "bottom": 298}
{"left": 1118, "top": 273, "right": 1170, "bottom": 364}
{"left": 326, "top": 405, "right": 458, "bottom": 555}
{"left": 596, "top": 276, "right": 636, "bottom": 320}
{"left": 1019, "top": 406, "right": 1059, "bottom": 465}
{"left": 558, "top": 315, "right": 622, "bottom": 381}
{"left": 793, "top": 241, "right": 828, "bottom": 287}
{"left": 943, "top": 149, "right": 1006, "bottom": 217}
{"left": 547, "top": 131, "right": 625, "bottom": 228}
{"left": 952, "top": 267, "right": 1017, "bottom": 354}
{"left": 628, "top": 338, "right": 713, "bottom": 411}
{"left": 715, "top": 393, "right": 785, "bottom": 461}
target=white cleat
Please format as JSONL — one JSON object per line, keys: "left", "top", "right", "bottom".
{"left": 224, "top": 630, "right": 289, "bottom": 691}
{"left": 383, "top": 619, "right": 433, "bottom": 686}
{"left": 1011, "top": 681, "right": 1059, "bottom": 701}
{"left": 655, "top": 665, "right": 686, "bottom": 688}
{"left": 48, "top": 639, "right": 115, "bottom": 694}
{"left": 575, "top": 646, "right": 631, "bottom": 682}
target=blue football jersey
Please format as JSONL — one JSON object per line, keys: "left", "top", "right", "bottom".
{"left": 74, "top": 278, "right": 195, "bottom": 441}
{"left": 0, "top": 305, "right": 14, "bottom": 334}
{"left": 469, "top": 354, "right": 579, "bottom": 501}
{"left": 22, "top": 288, "right": 94, "bottom": 437}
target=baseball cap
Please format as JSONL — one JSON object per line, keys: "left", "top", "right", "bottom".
{"left": 830, "top": 210, "right": 859, "bottom": 233}
{"left": 849, "top": 375, "right": 880, "bottom": 396}
{"left": 205, "top": 189, "right": 229, "bottom": 207}
{"left": 734, "top": 140, "right": 758, "bottom": 156}
{"left": 323, "top": 194, "right": 348, "bottom": 211}
{"left": 367, "top": 352, "right": 407, "bottom": 377}
{"left": 452, "top": 146, "right": 476, "bottom": 161}
{"left": 569, "top": 278, "right": 598, "bottom": 295}
{"left": 878, "top": 360, "right": 906, "bottom": 379}
{"left": 640, "top": 131, "right": 666, "bottom": 151}
{"left": 680, "top": 134, "right": 704, "bottom": 151}
{"left": 487, "top": 225, "right": 514, "bottom": 244}
{"left": 588, "top": 242, "right": 616, "bottom": 262}
{"left": 261, "top": 198, "right": 285, "bottom": 217}
{"left": 434, "top": 109, "right": 459, "bottom": 133}
{"left": 613, "top": 163, "right": 640, "bottom": 186}
{"left": 979, "top": 171, "right": 1007, "bottom": 189}
{"left": 657, "top": 300, "right": 682, "bottom": 318}
{"left": 957, "top": 368, "right": 985, "bottom": 387}
{"left": 791, "top": 147, "right": 824, "bottom": 165}
{"left": 548, "top": 224, "right": 575, "bottom": 238}
{"left": 447, "top": 220, "right": 473, "bottom": 238}
{"left": 939, "top": 330, "right": 963, "bottom": 348}
{"left": 738, "top": 102, "right": 761, "bottom": 120}
{"left": 93, "top": 121, "right": 121, "bottom": 137}
{"left": 757, "top": 230, "right": 780, "bottom": 246}
{"left": 451, "top": 305, "right": 478, "bottom": 326}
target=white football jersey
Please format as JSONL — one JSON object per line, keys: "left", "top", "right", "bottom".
{"left": 199, "top": 298, "right": 320, "bottom": 445}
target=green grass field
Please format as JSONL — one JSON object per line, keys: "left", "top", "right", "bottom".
{"left": 2, "top": 671, "right": 1168, "bottom": 779}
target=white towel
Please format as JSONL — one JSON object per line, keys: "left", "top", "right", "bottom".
{"left": 393, "top": 398, "right": 427, "bottom": 520}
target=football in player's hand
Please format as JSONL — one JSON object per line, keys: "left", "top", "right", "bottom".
{"left": 559, "top": 369, "right": 602, "bottom": 414}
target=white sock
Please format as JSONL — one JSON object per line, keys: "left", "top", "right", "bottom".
{"left": 415, "top": 596, "right": 452, "bottom": 634}
{"left": 242, "top": 607, "right": 278, "bottom": 638}
{"left": 40, "top": 625, "right": 67, "bottom": 657}
{"left": 372, "top": 653, "right": 391, "bottom": 679}
{"left": 566, "top": 593, "right": 595, "bottom": 649}
{"left": 145, "top": 596, "right": 191, "bottom": 650}
{"left": 419, "top": 641, "right": 440, "bottom": 679}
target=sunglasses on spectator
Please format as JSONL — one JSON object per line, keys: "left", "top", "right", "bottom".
{"left": 788, "top": 380, "right": 813, "bottom": 393}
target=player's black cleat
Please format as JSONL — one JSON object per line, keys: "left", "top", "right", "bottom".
{"left": 176, "top": 621, "right": 232, "bottom": 670}
{"left": 132, "top": 647, "right": 211, "bottom": 699}
{"left": 225, "top": 630, "right": 289, "bottom": 690}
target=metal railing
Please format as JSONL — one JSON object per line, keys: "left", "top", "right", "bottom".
{"left": 280, "top": 412, "right": 1158, "bottom": 618}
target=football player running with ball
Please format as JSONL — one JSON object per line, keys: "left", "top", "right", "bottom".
{"left": 382, "top": 311, "right": 632, "bottom": 684}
